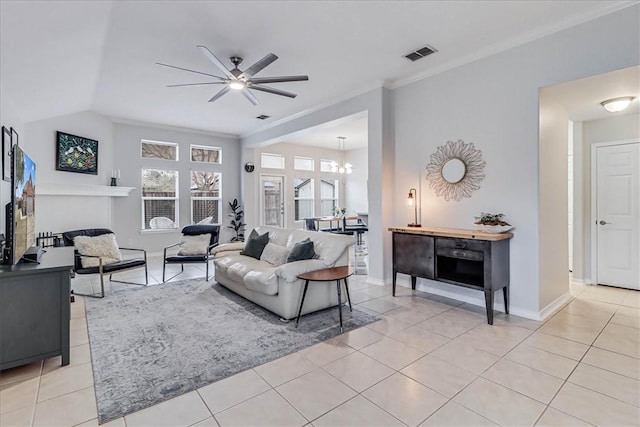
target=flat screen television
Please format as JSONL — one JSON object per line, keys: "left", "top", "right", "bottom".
{"left": 9, "top": 145, "right": 36, "bottom": 264}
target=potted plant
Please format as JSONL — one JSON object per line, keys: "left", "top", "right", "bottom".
{"left": 228, "top": 198, "right": 246, "bottom": 242}
{"left": 473, "top": 212, "right": 513, "bottom": 233}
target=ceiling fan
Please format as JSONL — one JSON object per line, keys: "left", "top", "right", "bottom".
{"left": 156, "top": 45, "right": 309, "bottom": 105}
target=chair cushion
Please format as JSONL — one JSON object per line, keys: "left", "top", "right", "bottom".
{"left": 177, "top": 234, "right": 211, "bottom": 255}
{"left": 260, "top": 243, "right": 289, "bottom": 266}
{"left": 74, "top": 234, "right": 122, "bottom": 268}
{"left": 241, "top": 230, "right": 269, "bottom": 259}
{"left": 286, "top": 238, "right": 316, "bottom": 263}
{"left": 166, "top": 255, "right": 211, "bottom": 263}
{"left": 76, "top": 258, "right": 145, "bottom": 274}
{"left": 62, "top": 228, "right": 113, "bottom": 247}
{"left": 182, "top": 224, "right": 220, "bottom": 247}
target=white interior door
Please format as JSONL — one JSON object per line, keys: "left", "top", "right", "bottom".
{"left": 260, "top": 175, "right": 285, "bottom": 227}
{"left": 595, "top": 142, "right": 640, "bottom": 289}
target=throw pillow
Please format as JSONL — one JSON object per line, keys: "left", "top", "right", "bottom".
{"left": 177, "top": 233, "right": 211, "bottom": 255}
{"left": 74, "top": 233, "right": 122, "bottom": 268}
{"left": 241, "top": 229, "right": 270, "bottom": 260}
{"left": 286, "top": 238, "right": 317, "bottom": 263}
{"left": 260, "top": 242, "right": 289, "bottom": 266}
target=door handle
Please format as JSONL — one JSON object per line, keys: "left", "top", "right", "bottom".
{"left": 599, "top": 220, "right": 611, "bottom": 225}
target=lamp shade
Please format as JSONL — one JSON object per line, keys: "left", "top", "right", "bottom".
{"left": 601, "top": 96, "right": 635, "bottom": 113}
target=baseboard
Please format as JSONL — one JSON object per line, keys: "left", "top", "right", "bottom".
{"left": 539, "top": 291, "right": 573, "bottom": 321}
{"left": 394, "top": 276, "right": 543, "bottom": 321}
{"left": 365, "top": 277, "right": 386, "bottom": 286}
{"left": 570, "top": 278, "right": 588, "bottom": 286}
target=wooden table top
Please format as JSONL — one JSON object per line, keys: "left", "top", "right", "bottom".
{"left": 297, "top": 266, "right": 354, "bottom": 281}
{"left": 388, "top": 226, "right": 513, "bottom": 241}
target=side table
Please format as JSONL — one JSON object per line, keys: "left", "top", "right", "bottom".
{"left": 296, "top": 266, "right": 354, "bottom": 333}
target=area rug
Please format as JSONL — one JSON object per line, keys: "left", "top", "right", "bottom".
{"left": 85, "top": 279, "right": 379, "bottom": 424}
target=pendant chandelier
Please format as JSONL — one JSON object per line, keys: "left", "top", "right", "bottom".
{"left": 330, "top": 136, "right": 353, "bottom": 174}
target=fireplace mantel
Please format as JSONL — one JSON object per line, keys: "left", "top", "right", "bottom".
{"left": 38, "top": 184, "right": 135, "bottom": 197}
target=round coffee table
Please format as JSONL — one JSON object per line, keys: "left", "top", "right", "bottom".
{"left": 296, "top": 266, "right": 354, "bottom": 333}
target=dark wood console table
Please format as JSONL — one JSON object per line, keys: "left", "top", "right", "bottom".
{"left": 389, "top": 227, "right": 513, "bottom": 324}
{"left": 0, "top": 247, "right": 74, "bottom": 370}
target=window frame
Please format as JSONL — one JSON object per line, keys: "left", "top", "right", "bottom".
{"left": 140, "top": 139, "right": 179, "bottom": 161}
{"left": 140, "top": 168, "right": 180, "bottom": 232}
{"left": 294, "top": 156, "right": 315, "bottom": 171}
{"left": 261, "top": 152, "right": 285, "bottom": 169}
{"left": 294, "top": 177, "right": 315, "bottom": 221}
{"left": 190, "top": 144, "right": 222, "bottom": 164}
{"left": 190, "top": 170, "right": 223, "bottom": 225}
{"left": 320, "top": 178, "right": 339, "bottom": 217}
{"left": 320, "top": 159, "right": 337, "bottom": 173}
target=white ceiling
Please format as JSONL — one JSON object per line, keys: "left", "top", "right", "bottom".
{"left": 0, "top": 0, "right": 636, "bottom": 140}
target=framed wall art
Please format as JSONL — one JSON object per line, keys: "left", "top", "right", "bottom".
{"left": 2, "top": 126, "right": 11, "bottom": 182}
{"left": 56, "top": 131, "right": 99, "bottom": 175}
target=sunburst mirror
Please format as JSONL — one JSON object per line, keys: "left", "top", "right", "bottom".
{"left": 425, "top": 139, "right": 486, "bottom": 201}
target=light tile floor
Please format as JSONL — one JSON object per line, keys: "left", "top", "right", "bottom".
{"left": 1, "top": 256, "right": 639, "bottom": 427}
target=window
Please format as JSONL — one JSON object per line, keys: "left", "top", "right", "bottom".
{"left": 141, "top": 140, "right": 178, "bottom": 161}
{"left": 191, "top": 145, "right": 221, "bottom": 164}
{"left": 141, "top": 169, "right": 178, "bottom": 230}
{"left": 320, "top": 179, "right": 339, "bottom": 216}
{"left": 261, "top": 153, "right": 285, "bottom": 169}
{"left": 294, "top": 156, "right": 314, "bottom": 171}
{"left": 191, "top": 171, "right": 222, "bottom": 224}
{"left": 320, "top": 159, "right": 336, "bottom": 172}
{"left": 294, "top": 177, "right": 314, "bottom": 220}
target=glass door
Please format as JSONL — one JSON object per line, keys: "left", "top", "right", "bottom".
{"left": 260, "top": 175, "right": 285, "bottom": 227}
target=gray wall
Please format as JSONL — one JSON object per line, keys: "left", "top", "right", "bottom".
{"left": 111, "top": 122, "right": 241, "bottom": 251}
{"left": 392, "top": 5, "right": 639, "bottom": 317}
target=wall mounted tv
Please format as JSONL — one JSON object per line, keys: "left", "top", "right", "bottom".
{"left": 5, "top": 145, "right": 36, "bottom": 264}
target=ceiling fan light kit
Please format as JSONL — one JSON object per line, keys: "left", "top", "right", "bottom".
{"left": 157, "top": 45, "right": 309, "bottom": 106}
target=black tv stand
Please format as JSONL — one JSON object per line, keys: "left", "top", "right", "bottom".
{"left": 0, "top": 247, "right": 74, "bottom": 370}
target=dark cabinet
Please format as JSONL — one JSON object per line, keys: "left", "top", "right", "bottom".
{"left": 390, "top": 228, "right": 512, "bottom": 324}
{"left": 0, "top": 247, "right": 74, "bottom": 370}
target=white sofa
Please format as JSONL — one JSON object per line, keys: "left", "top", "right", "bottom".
{"left": 212, "top": 226, "right": 355, "bottom": 320}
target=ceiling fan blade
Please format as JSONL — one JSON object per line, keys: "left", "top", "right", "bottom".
{"left": 242, "top": 89, "right": 259, "bottom": 106}
{"left": 249, "top": 75, "right": 309, "bottom": 84}
{"left": 166, "top": 82, "right": 227, "bottom": 87}
{"left": 156, "top": 62, "right": 225, "bottom": 80}
{"left": 208, "top": 86, "right": 231, "bottom": 103}
{"left": 239, "top": 53, "right": 278, "bottom": 79}
{"left": 250, "top": 84, "right": 297, "bottom": 98}
{"left": 197, "top": 45, "right": 234, "bottom": 79}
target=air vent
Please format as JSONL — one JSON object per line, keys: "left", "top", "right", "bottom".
{"left": 404, "top": 44, "right": 437, "bottom": 62}
{"left": 256, "top": 115, "right": 270, "bottom": 120}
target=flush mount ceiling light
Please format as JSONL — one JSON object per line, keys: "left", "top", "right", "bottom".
{"left": 330, "top": 137, "right": 353, "bottom": 174}
{"left": 600, "top": 96, "right": 635, "bottom": 113}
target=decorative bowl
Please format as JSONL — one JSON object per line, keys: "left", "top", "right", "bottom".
{"left": 474, "top": 224, "right": 513, "bottom": 234}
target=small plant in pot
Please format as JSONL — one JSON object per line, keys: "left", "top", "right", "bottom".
{"left": 228, "top": 198, "right": 246, "bottom": 242}
{"left": 474, "top": 213, "right": 513, "bottom": 233}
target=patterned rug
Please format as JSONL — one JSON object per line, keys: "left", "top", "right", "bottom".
{"left": 85, "top": 279, "right": 378, "bottom": 424}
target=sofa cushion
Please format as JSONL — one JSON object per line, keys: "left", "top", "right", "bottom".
{"left": 213, "top": 254, "right": 244, "bottom": 273}
{"left": 260, "top": 243, "right": 289, "bottom": 266}
{"left": 227, "top": 257, "right": 270, "bottom": 283}
{"left": 287, "top": 229, "right": 354, "bottom": 266}
{"left": 244, "top": 267, "right": 279, "bottom": 295}
{"left": 255, "top": 225, "right": 291, "bottom": 247}
{"left": 241, "top": 230, "right": 269, "bottom": 259}
{"left": 177, "top": 233, "right": 211, "bottom": 255}
{"left": 74, "top": 233, "right": 122, "bottom": 268}
{"left": 286, "top": 238, "right": 317, "bottom": 263}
